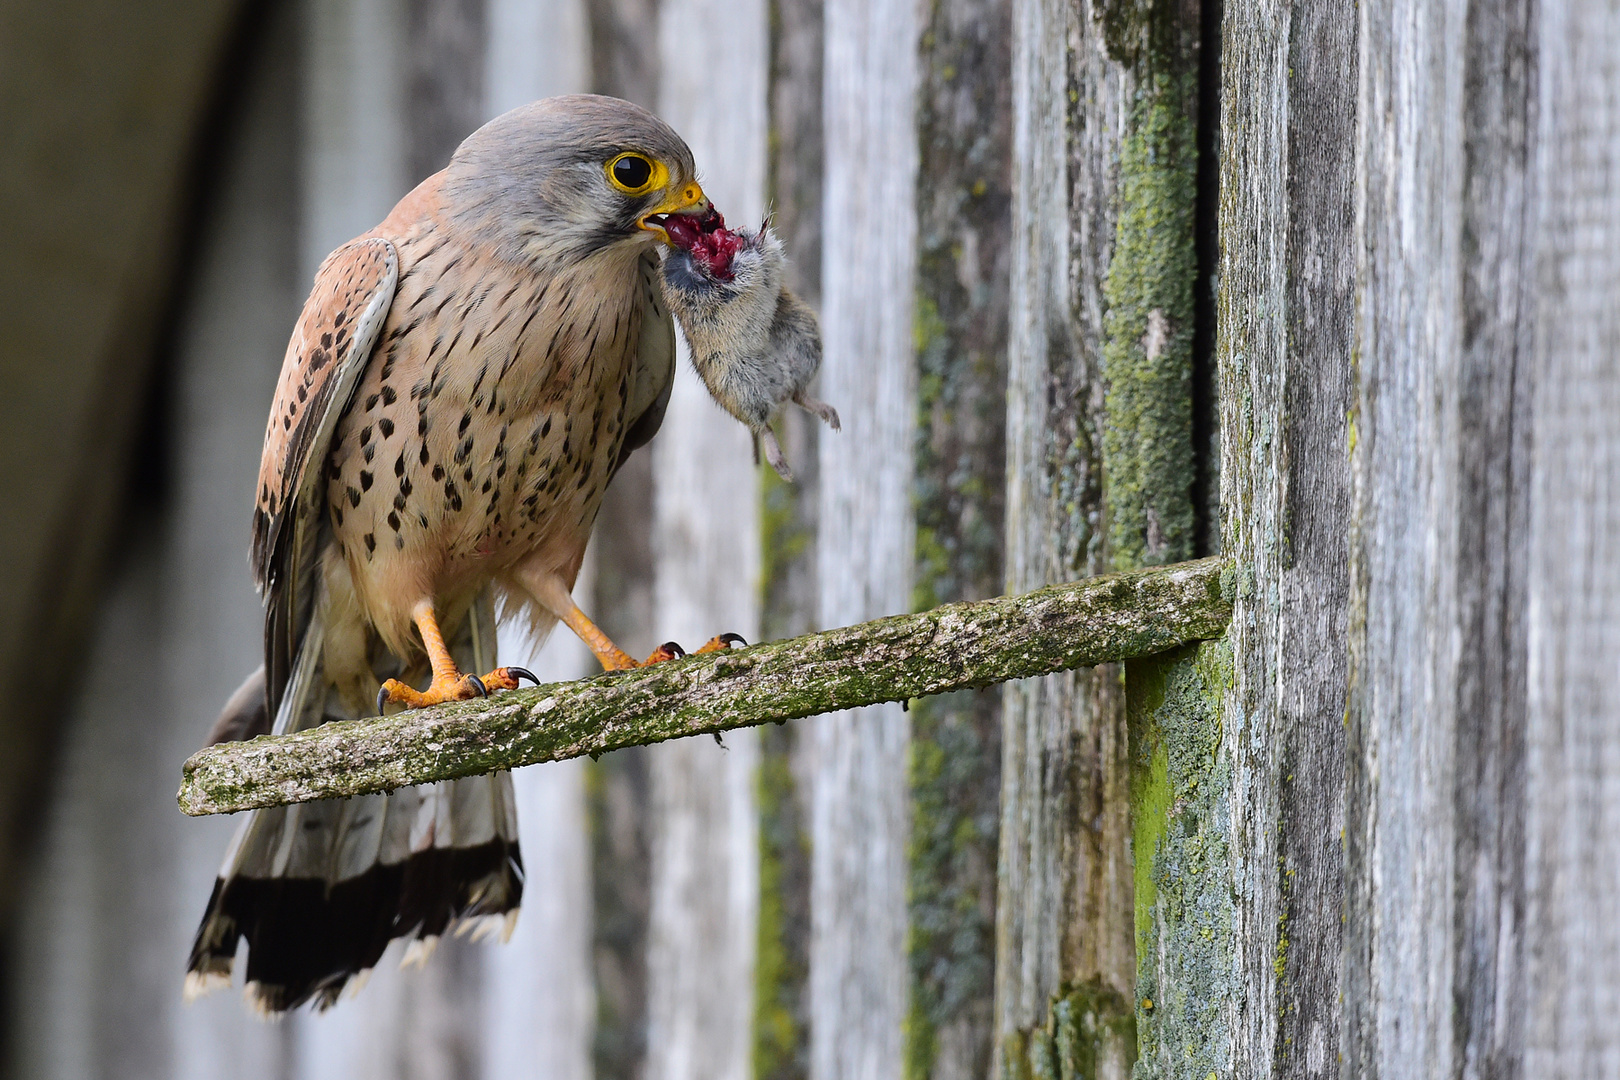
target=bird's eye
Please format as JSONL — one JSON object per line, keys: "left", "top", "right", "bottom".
{"left": 607, "top": 153, "right": 661, "bottom": 195}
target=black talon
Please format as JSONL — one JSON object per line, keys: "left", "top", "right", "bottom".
{"left": 377, "top": 687, "right": 391, "bottom": 716}
{"left": 720, "top": 633, "right": 747, "bottom": 648}
{"left": 467, "top": 674, "right": 488, "bottom": 698}
{"left": 508, "top": 666, "right": 538, "bottom": 686}
{"left": 662, "top": 641, "right": 686, "bottom": 658}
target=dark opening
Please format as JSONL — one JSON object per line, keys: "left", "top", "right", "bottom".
{"left": 1191, "top": 0, "right": 1223, "bottom": 557}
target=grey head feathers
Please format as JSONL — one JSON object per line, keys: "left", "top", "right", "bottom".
{"left": 442, "top": 94, "right": 700, "bottom": 266}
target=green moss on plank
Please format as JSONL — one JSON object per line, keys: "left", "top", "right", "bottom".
{"left": 1102, "top": 68, "right": 1199, "bottom": 570}
{"left": 999, "top": 981, "right": 1137, "bottom": 1080}
{"left": 753, "top": 723, "right": 810, "bottom": 1080}
{"left": 1127, "top": 640, "right": 1234, "bottom": 1080}
{"left": 904, "top": 693, "right": 1000, "bottom": 1080}
{"left": 908, "top": 9, "right": 1012, "bottom": 1070}
{"left": 760, "top": 457, "right": 813, "bottom": 623}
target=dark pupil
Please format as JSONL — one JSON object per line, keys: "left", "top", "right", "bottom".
{"left": 614, "top": 156, "right": 653, "bottom": 189}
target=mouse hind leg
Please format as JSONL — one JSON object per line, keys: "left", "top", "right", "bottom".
{"left": 792, "top": 390, "right": 840, "bottom": 431}
{"left": 759, "top": 425, "right": 796, "bottom": 482}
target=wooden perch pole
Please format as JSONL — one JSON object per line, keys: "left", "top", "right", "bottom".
{"left": 178, "top": 557, "right": 1231, "bottom": 816}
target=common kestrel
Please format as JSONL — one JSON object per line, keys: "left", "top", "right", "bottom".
{"left": 186, "top": 95, "right": 735, "bottom": 1012}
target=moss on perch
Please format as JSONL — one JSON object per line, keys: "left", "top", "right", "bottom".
{"left": 179, "top": 558, "right": 1233, "bottom": 816}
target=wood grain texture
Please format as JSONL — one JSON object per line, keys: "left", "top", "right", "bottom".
{"left": 1215, "top": 0, "right": 1356, "bottom": 1076}
{"left": 1522, "top": 6, "right": 1620, "bottom": 1069}
{"left": 997, "top": 0, "right": 1177, "bottom": 1073}
{"left": 755, "top": 3, "right": 824, "bottom": 1075}
{"left": 645, "top": 1, "right": 768, "bottom": 1075}
{"left": 904, "top": 0, "right": 1011, "bottom": 1075}
{"left": 1002, "top": 7, "right": 1070, "bottom": 1037}
{"left": 179, "top": 560, "right": 1231, "bottom": 814}
{"left": 1347, "top": 0, "right": 1620, "bottom": 1075}
{"left": 579, "top": 3, "right": 664, "bottom": 1074}
{"left": 404, "top": 0, "right": 486, "bottom": 186}
{"left": 812, "top": 1, "right": 919, "bottom": 1077}
{"left": 1345, "top": 0, "right": 1534, "bottom": 1074}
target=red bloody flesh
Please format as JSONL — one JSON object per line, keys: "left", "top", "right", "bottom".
{"left": 663, "top": 207, "right": 744, "bottom": 281}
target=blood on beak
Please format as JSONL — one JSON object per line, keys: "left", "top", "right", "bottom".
{"left": 640, "top": 182, "right": 711, "bottom": 243}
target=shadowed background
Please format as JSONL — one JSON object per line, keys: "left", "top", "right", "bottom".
{"left": 0, "top": 0, "right": 1009, "bottom": 1077}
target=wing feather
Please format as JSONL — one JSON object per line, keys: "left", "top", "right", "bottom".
{"left": 253, "top": 237, "right": 397, "bottom": 719}
{"left": 252, "top": 237, "right": 397, "bottom": 588}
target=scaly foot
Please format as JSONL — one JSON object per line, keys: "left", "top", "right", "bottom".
{"left": 693, "top": 633, "right": 748, "bottom": 655}
{"left": 377, "top": 665, "right": 538, "bottom": 714}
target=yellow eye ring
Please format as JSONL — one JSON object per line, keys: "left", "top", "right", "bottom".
{"left": 606, "top": 152, "right": 667, "bottom": 196}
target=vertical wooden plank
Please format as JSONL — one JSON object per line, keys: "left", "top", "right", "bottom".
{"left": 1522, "top": 8, "right": 1620, "bottom": 1071}
{"left": 998, "top": 0, "right": 1087, "bottom": 1056}
{"left": 404, "top": 0, "right": 487, "bottom": 184}
{"left": 1215, "top": 0, "right": 1356, "bottom": 1076}
{"left": 996, "top": 0, "right": 1160, "bottom": 1072}
{"left": 905, "top": 0, "right": 1011, "bottom": 1077}
{"left": 587, "top": 0, "right": 661, "bottom": 112}
{"left": 812, "top": 0, "right": 917, "bottom": 1077}
{"left": 579, "top": 3, "right": 662, "bottom": 1074}
{"left": 1348, "top": 0, "right": 1620, "bottom": 1074}
{"left": 486, "top": 0, "right": 590, "bottom": 114}
{"left": 644, "top": 1, "right": 767, "bottom": 1078}
{"left": 299, "top": 0, "right": 406, "bottom": 280}
{"left": 1344, "top": 0, "right": 1544, "bottom": 1074}
{"left": 755, "top": 2, "right": 824, "bottom": 1076}
{"left": 482, "top": 5, "right": 596, "bottom": 1078}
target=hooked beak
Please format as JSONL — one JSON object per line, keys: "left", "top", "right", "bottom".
{"left": 640, "top": 182, "right": 711, "bottom": 243}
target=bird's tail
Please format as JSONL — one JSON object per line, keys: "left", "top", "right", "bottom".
{"left": 185, "top": 592, "right": 522, "bottom": 1014}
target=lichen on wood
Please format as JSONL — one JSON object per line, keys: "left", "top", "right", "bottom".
{"left": 1100, "top": 61, "right": 1199, "bottom": 570}
{"left": 1127, "top": 640, "right": 1235, "bottom": 1080}
{"left": 999, "top": 980, "right": 1137, "bottom": 1080}
{"left": 905, "top": 0, "right": 1012, "bottom": 1073}
{"left": 179, "top": 558, "right": 1231, "bottom": 816}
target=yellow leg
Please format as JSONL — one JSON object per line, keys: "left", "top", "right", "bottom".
{"left": 519, "top": 565, "right": 744, "bottom": 674}
{"left": 378, "top": 600, "right": 538, "bottom": 712}
{"left": 556, "top": 604, "right": 689, "bottom": 671}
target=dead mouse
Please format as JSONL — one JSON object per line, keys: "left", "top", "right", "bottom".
{"left": 660, "top": 210, "right": 840, "bottom": 481}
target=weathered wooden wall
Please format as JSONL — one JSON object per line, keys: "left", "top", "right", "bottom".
{"left": 1205, "top": 0, "right": 1356, "bottom": 1076}
{"left": 644, "top": 0, "right": 768, "bottom": 1077}
{"left": 997, "top": 0, "right": 1207, "bottom": 1073}
{"left": 14, "top": 1, "right": 1620, "bottom": 1077}
{"left": 811, "top": 1, "right": 918, "bottom": 1077}
{"left": 579, "top": 2, "right": 662, "bottom": 1074}
{"left": 753, "top": 2, "right": 824, "bottom": 1077}
{"left": 1345, "top": 0, "right": 1620, "bottom": 1074}
{"left": 905, "top": 0, "right": 1011, "bottom": 1077}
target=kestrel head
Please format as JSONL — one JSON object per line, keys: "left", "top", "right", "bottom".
{"left": 444, "top": 94, "right": 712, "bottom": 265}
